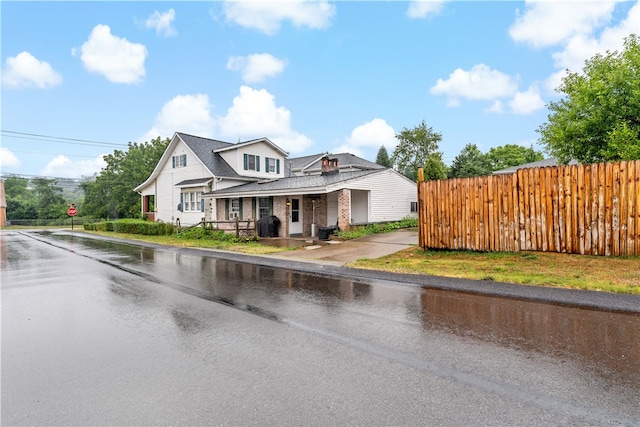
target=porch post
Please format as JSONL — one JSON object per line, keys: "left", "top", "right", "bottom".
{"left": 337, "top": 188, "right": 350, "bottom": 231}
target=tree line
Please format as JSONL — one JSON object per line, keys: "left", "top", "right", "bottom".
{"left": 3, "top": 34, "right": 638, "bottom": 221}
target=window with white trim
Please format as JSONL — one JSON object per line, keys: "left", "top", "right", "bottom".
{"left": 243, "top": 154, "right": 260, "bottom": 171}
{"left": 173, "top": 154, "right": 187, "bottom": 168}
{"left": 258, "top": 197, "right": 271, "bottom": 218}
{"left": 183, "top": 191, "right": 200, "bottom": 211}
{"left": 266, "top": 157, "right": 276, "bottom": 173}
{"left": 410, "top": 201, "right": 418, "bottom": 212}
{"left": 229, "top": 198, "right": 240, "bottom": 219}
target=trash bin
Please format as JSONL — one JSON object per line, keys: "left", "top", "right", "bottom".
{"left": 318, "top": 225, "right": 337, "bottom": 240}
{"left": 257, "top": 215, "right": 281, "bottom": 237}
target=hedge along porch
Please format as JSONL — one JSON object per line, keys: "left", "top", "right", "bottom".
{"left": 417, "top": 160, "right": 640, "bottom": 256}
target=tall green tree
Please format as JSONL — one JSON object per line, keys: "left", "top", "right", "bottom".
{"left": 538, "top": 34, "right": 640, "bottom": 164}
{"left": 375, "top": 145, "right": 392, "bottom": 168}
{"left": 32, "top": 178, "right": 67, "bottom": 219}
{"left": 4, "top": 177, "right": 37, "bottom": 220}
{"left": 391, "top": 120, "right": 445, "bottom": 181}
{"left": 486, "top": 144, "right": 544, "bottom": 171}
{"left": 81, "top": 136, "right": 170, "bottom": 218}
{"left": 449, "top": 143, "right": 492, "bottom": 178}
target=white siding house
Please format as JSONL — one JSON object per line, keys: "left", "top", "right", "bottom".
{"left": 135, "top": 133, "right": 417, "bottom": 235}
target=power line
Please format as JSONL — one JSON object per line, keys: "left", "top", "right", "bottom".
{"left": 1, "top": 130, "right": 129, "bottom": 148}
{"left": 5, "top": 149, "right": 108, "bottom": 159}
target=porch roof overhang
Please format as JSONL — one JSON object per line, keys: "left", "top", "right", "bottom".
{"left": 175, "top": 177, "right": 213, "bottom": 187}
{"left": 202, "top": 169, "right": 380, "bottom": 199}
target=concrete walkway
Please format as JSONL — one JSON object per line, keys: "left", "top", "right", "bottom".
{"left": 269, "top": 229, "right": 418, "bottom": 265}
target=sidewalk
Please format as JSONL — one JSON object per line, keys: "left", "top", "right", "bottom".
{"left": 268, "top": 229, "right": 418, "bottom": 266}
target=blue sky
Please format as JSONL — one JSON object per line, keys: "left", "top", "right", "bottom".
{"left": 1, "top": 1, "right": 639, "bottom": 179}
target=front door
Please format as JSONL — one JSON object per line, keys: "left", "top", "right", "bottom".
{"left": 289, "top": 197, "right": 302, "bottom": 236}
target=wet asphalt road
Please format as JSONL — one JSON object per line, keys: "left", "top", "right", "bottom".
{"left": 2, "top": 230, "right": 639, "bottom": 426}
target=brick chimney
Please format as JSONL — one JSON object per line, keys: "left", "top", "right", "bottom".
{"left": 321, "top": 156, "right": 339, "bottom": 176}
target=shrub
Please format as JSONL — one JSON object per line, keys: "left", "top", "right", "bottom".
{"left": 177, "top": 227, "right": 237, "bottom": 242}
{"left": 336, "top": 216, "right": 418, "bottom": 240}
{"left": 84, "top": 219, "right": 174, "bottom": 235}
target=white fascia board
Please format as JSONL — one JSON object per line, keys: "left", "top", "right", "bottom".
{"left": 202, "top": 186, "right": 329, "bottom": 199}
{"left": 133, "top": 133, "right": 216, "bottom": 192}
{"left": 213, "top": 137, "right": 289, "bottom": 157}
{"left": 133, "top": 132, "right": 181, "bottom": 192}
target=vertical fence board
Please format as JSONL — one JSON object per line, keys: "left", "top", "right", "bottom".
{"left": 575, "top": 165, "right": 584, "bottom": 254}
{"left": 612, "top": 162, "right": 621, "bottom": 256}
{"left": 619, "top": 161, "right": 628, "bottom": 256}
{"left": 509, "top": 173, "right": 519, "bottom": 252}
{"left": 592, "top": 163, "right": 599, "bottom": 254}
{"left": 605, "top": 162, "right": 613, "bottom": 256}
{"left": 635, "top": 160, "right": 640, "bottom": 256}
{"left": 583, "top": 165, "right": 592, "bottom": 255}
{"left": 544, "top": 167, "right": 554, "bottom": 252}
{"left": 627, "top": 161, "right": 640, "bottom": 256}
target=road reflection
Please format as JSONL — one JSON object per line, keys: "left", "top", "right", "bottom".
{"left": 420, "top": 288, "right": 640, "bottom": 384}
{"left": 34, "top": 230, "right": 640, "bottom": 390}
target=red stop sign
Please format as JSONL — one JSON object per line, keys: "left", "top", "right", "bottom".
{"left": 67, "top": 207, "right": 77, "bottom": 216}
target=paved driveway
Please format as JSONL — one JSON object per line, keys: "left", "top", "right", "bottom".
{"left": 271, "top": 229, "right": 418, "bottom": 265}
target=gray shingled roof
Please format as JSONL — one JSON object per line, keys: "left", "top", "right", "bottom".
{"left": 175, "top": 177, "right": 213, "bottom": 187}
{"left": 492, "top": 158, "right": 578, "bottom": 175}
{"left": 205, "top": 169, "right": 381, "bottom": 197}
{"left": 177, "top": 132, "right": 241, "bottom": 178}
{"left": 289, "top": 152, "right": 384, "bottom": 173}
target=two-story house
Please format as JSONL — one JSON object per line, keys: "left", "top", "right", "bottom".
{"left": 134, "top": 132, "right": 417, "bottom": 237}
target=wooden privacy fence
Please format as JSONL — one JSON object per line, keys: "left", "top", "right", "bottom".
{"left": 417, "top": 160, "right": 640, "bottom": 256}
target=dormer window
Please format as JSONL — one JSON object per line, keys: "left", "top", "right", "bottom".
{"left": 265, "top": 157, "right": 280, "bottom": 174}
{"left": 243, "top": 154, "right": 260, "bottom": 171}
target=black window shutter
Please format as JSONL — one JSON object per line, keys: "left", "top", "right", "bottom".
{"left": 252, "top": 197, "right": 256, "bottom": 218}
{"left": 172, "top": 156, "right": 175, "bottom": 168}
{"left": 265, "top": 158, "right": 269, "bottom": 173}
{"left": 182, "top": 154, "right": 187, "bottom": 167}
{"left": 276, "top": 159, "right": 280, "bottom": 174}
{"left": 225, "top": 199, "right": 229, "bottom": 218}
{"left": 179, "top": 193, "right": 183, "bottom": 212}
{"left": 239, "top": 198, "right": 243, "bottom": 219}
{"left": 243, "top": 154, "right": 248, "bottom": 170}
{"left": 256, "top": 156, "right": 260, "bottom": 172}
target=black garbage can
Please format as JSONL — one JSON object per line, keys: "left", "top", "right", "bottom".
{"left": 257, "top": 215, "right": 280, "bottom": 237}
{"left": 318, "top": 225, "right": 337, "bottom": 241}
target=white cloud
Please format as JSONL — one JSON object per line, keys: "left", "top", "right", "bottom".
{"left": 1, "top": 51, "right": 62, "bottom": 89}
{"left": 406, "top": 0, "right": 447, "bottom": 19}
{"left": 227, "top": 53, "right": 287, "bottom": 83}
{"left": 0, "top": 147, "right": 21, "bottom": 169}
{"left": 333, "top": 119, "right": 397, "bottom": 157}
{"left": 430, "top": 64, "right": 518, "bottom": 105}
{"left": 145, "top": 9, "right": 177, "bottom": 37}
{"left": 41, "top": 154, "right": 106, "bottom": 178}
{"left": 486, "top": 100, "right": 504, "bottom": 114}
{"left": 509, "top": 0, "right": 619, "bottom": 49}
{"left": 76, "top": 24, "right": 147, "bottom": 84}
{"left": 551, "top": 2, "right": 640, "bottom": 72}
{"left": 217, "top": 86, "right": 312, "bottom": 153}
{"left": 509, "top": 86, "right": 545, "bottom": 115}
{"left": 222, "top": 0, "right": 336, "bottom": 35}
{"left": 139, "top": 94, "right": 216, "bottom": 143}
{"left": 509, "top": 0, "right": 640, "bottom": 96}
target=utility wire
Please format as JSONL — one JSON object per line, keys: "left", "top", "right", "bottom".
{"left": 1, "top": 130, "right": 129, "bottom": 148}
